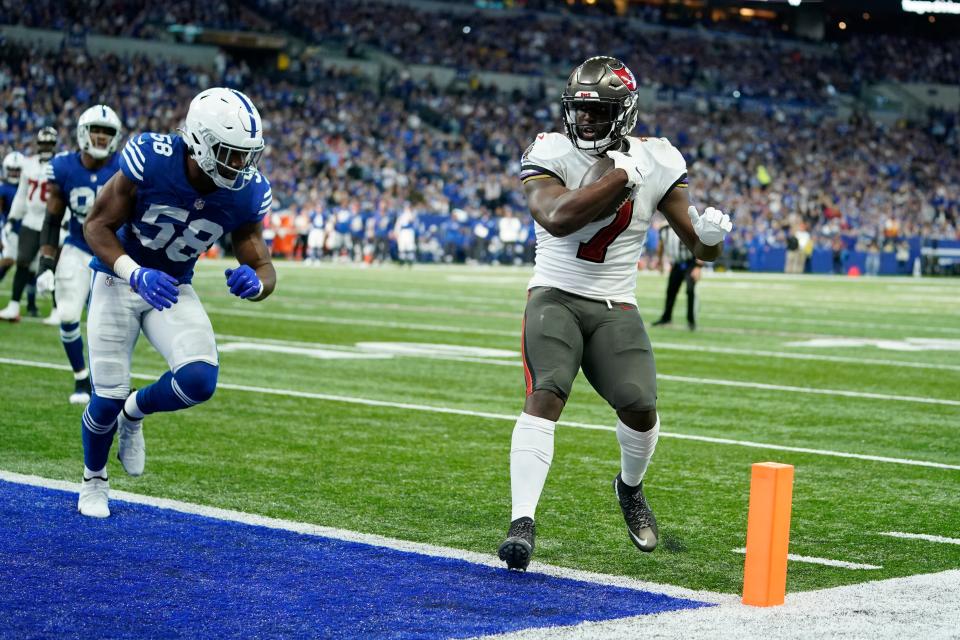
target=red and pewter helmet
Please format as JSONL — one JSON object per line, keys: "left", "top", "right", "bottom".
{"left": 561, "top": 56, "right": 640, "bottom": 155}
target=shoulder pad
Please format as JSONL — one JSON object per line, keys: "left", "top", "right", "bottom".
{"left": 522, "top": 132, "right": 573, "bottom": 163}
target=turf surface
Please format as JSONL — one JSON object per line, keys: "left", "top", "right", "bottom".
{"left": 1, "top": 261, "right": 958, "bottom": 594}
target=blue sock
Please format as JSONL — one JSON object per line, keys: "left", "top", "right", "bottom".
{"left": 81, "top": 396, "right": 123, "bottom": 471}
{"left": 26, "top": 282, "right": 37, "bottom": 311}
{"left": 60, "top": 322, "right": 86, "bottom": 374}
{"left": 136, "top": 362, "right": 219, "bottom": 415}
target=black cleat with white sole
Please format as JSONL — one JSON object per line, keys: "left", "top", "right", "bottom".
{"left": 613, "top": 474, "right": 658, "bottom": 552}
{"left": 498, "top": 516, "right": 535, "bottom": 571}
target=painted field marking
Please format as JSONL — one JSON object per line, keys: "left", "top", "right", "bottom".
{"left": 654, "top": 341, "right": 960, "bottom": 372}
{"left": 0, "top": 469, "right": 732, "bottom": 605}
{"left": 2, "top": 356, "right": 958, "bottom": 471}
{"left": 879, "top": 532, "right": 960, "bottom": 545}
{"left": 733, "top": 548, "right": 881, "bottom": 570}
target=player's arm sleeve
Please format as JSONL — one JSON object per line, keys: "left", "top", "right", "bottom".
{"left": 118, "top": 135, "right": 149, "bottom": 186}
{"left": 519, "top": 133, "right": 568, "bottom": 187}
{"left": 653, "top": 141, "right": 689, "bottom": 210}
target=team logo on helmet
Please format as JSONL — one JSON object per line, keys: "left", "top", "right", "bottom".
{"left": 612, "top": 65, "right": 637, "bottom": 92}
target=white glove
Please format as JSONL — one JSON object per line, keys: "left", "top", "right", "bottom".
{"left": 606, "top": 150, "right": 644, "bottom": 189}
{"left": 687, "top": 206, "right": 732, "bottom": 246}
{"left": 36, "top": 268, "right": 55, "bottom": 295}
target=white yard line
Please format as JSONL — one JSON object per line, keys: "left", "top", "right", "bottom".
{"left": 654, "top": 342, "right": 960, "bottom": 372}
{"left": 2, "top": 356, "right": 958, "bottom": 471}
{"left": 0, "top": 469, "right": 732, "bottom": 605}
{"left": 731, "top": 548, "right": 881, "bottom": 570}
{"left": 216, "top": 332, "right": 960, "bottom": 373}
{"left": 878, "top": 532, "right": 960, "bottom": 545}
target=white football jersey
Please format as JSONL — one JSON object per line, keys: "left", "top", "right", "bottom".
{"left": 9, "top": 155, "right": 51, "bottom": 232}
{"left": 520, "top": 132, "right": 687, "bottom": 305}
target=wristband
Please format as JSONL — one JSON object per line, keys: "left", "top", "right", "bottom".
{"left": 113, "top": 255, "right": 141, "bottom": 283}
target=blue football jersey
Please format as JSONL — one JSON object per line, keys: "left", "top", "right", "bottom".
{"left": 0, "top": 182, "right": 17, "bottom": 223}
{"left": 91, "top": 132, "right": 271, "bottom": 284}
{"left": 49, "top": 151, "right": 121, "bottom": 254}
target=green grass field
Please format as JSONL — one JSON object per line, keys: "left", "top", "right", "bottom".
{"left": 1, "top": 262, "right": 958, "bottom": 595}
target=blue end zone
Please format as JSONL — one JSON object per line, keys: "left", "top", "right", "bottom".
{"left": 0, "top": 481, "right": 711, "bottom": 638}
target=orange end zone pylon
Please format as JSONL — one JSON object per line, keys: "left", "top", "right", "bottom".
{"left": 742, "top": 462, "right": 795, "bottom": 607}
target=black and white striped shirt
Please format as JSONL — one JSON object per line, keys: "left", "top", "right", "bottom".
{"left": 660, "top": 225, "right": 694, "bottom": 262}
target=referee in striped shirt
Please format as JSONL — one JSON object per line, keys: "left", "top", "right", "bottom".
{"left": 653, "top": 223, "right": 701, "bottom": 331}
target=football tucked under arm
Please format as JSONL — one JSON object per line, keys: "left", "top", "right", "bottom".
{"left": 578, "top": 156, "right": 634, "bottom": 221}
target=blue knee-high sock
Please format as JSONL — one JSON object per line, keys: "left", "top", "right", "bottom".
{"left": 82, "top": 396, "right": 124, "bottom": 471}
{"left": 135, "top": 362, "right": 219, "bottom": 415}
{"left": 60, "top": 322, "right": 86, "bottom": 374}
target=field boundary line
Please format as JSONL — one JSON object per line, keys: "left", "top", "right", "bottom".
{"left": 732, "top": 548, "right": 881, "bottom": 570}
{"left": 878, "top": 532, "right": 960, "bottom": 545}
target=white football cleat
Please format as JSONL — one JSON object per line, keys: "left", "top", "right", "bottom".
{"left": 0, "top": 300, "right": 20, "bottom": 322}
{"left": 69, "top": 377, "right": 92, "bottom": 405}
{"left": 78, "top": 473, "right": 110, "bottom": 518}
{"left": 117, "top": 410, "right": 145, "bottom": 476}
{"left": 42, "top": 307, "right": 60, "bottom": 326}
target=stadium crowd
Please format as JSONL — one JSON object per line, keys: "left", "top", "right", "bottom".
{"left": 1, "top": 19, "right": 957, "bottom": 266}
{"left": 3, "top": 0, "right": 960, "bottom": 96}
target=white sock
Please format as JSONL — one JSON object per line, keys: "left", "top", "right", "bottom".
{"left": 123, "top": 392, "right": 145, "bottom": 423}
{"left": 510, "top": 412, "right": 555, "bottom": 522}
{"left": 73, "top": 368, "right": 89, "bottom": 381}
{"left": 83, "top": 465, "right": 107, "bottom": 480}
{"left": 617, "top": 415, "right": 660, "bottom": 487}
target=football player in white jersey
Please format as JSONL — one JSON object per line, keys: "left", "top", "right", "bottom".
{"left": 0, "top": 127, "right": 58, "bottom": 322}
{"left": 498, "top": 56, "right": 732, "bottom": 570}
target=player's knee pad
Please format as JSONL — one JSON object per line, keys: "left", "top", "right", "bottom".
{"left": 84, "top": 395, "right": 124, "bottom": 433}
{"left": 173, "top": 361, "right": 219, "bottom": 405}
{"left": 91, "top": 358, "right": 131, "bottom": 399}
{"left": 612, "top": 382, "right": 657, "bottom": 414}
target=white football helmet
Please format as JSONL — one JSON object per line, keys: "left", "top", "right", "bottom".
{"left": 181, "top": 87, "right": 264, "bottom": 191}
{"left": 77, "top": 105, "right": 123, "bottom": 159}
{"left": 2, "top": 151, "right": 25, "bottom": 185}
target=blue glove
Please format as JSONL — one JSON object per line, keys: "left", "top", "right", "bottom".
{"left": 225, "top": 265, "right": 262, "bottom": 299}
{"left": 130, "top": 268, "right": 179, "bottom": 311}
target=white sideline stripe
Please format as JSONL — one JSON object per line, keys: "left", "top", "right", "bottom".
{"left": 206, "top": 307, "right": 519, "bottom": 337}
{"left": 213, "top": 331, "right": 960, "bottom": 374}
{"left": 879, "top": 532, "right": 960, "bottom": 545}
{"left": 656, "top": 374, "right": 960, "bottom": 407}
{"left": 0, "top": 470, "right": 733, "bottom": 605}
{"left": 732, "top": 548, "right": 881, "bottom": 570}
{"left": 3, "top": 356, "right": 957, "bottom": 471}
{"left": 655, "top": 342, "right": 960, "bottom": 373}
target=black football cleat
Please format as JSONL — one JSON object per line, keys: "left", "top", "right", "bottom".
{"left": 613, "top": 474, "right": 658, "bottom": 552}
{"left": 498, "top": 516, "right": 535, "bottom": 571}
{"left": 651, "top": 318, "right": 670, "bottom": 327}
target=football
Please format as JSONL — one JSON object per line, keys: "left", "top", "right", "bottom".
{"left": 579, "top": 156, "right": 633, "bottom": 221}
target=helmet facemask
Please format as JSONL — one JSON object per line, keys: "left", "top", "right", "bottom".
{"left": 78, "top": 124, "right": 120, "bottom": 160}
{"left": 36, "top": 127, "right": 58, "bottom": 162}
{"left": 562, "top": 96, "right": 636, "bottom": 155}
{"left": 186, "top": 127, "right": 263, "bottom": 191}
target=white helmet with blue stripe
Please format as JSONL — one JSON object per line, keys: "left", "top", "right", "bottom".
{"left": 182, "top": 87, "right": 264, "bottom": 191}
{"left": 3, "top": 151, "right": 25, "bottom": 184}
{"left": 77, "top": 104, "right": 122, "bottom": 160}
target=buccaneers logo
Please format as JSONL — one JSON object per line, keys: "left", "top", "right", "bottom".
{"left": 612, "top": 64, "right": 637, "bottom": 92}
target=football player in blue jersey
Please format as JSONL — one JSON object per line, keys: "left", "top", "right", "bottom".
{"left": 36, "top": 105, "right": 123, "bottom": 404}
{"left": 77, "top": 88, "right": 276, "bottom": 517}
{"left": 0, "top": 151, "right": 25, "bottom": 283}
